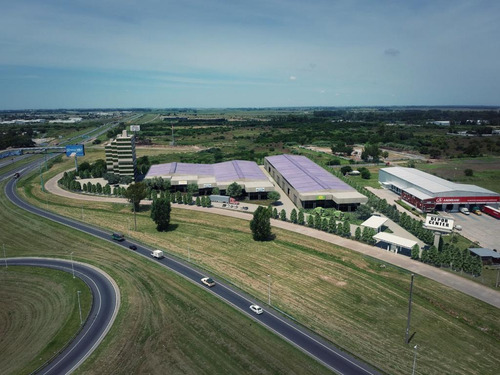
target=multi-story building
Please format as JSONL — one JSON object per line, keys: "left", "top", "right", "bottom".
{"left": 105, "top": 130, "right": 136, "bottom": 178}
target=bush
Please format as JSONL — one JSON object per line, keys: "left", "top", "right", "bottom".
{"left": 464, "top": 169, "right": 473, "bottom": 177}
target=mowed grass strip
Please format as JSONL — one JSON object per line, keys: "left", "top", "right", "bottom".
{"left": 16, "top": 159, "right": 500, "bottom": 375}
{"left": 0, "top": 266, "right": 91, "bottom": 375}
{"left": 1, "top": 183, "right": 332, "bottom": 375}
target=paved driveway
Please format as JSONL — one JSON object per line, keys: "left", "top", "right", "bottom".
{"left": 449, "top": 212, "right": 500, "bottom": 250}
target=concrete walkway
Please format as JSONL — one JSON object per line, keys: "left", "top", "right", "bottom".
{"left": 45, "top": 172, "right": 500, "bottom": 309}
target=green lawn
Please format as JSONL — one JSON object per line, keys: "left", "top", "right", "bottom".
{"left": 10, "top": 157, "right": 500, "bottom": 375}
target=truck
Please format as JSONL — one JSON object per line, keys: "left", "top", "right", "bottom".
{"left": 112, "top": 233, "right": 125, "bottom": 241}
{"left": 483, "top": 205, "right": 500, "bottom": 219}
{"left": 151, "top": 250, "right": 164, "bottom": 259}
{"left": 210, "top": 195, "right": 230, "bottom": 204}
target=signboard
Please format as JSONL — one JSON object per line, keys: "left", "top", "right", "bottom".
{"left": 65, "top": 144, "right": 85, "bottom": 157}
{"left": 130, "top": 125, "right": 141, "bottom": 132}
{"left": 424, "top": 214, "right": 454, "bottom": 232}
{"left": 434, "top": 196, "right": 500, "bottom": 204}
{"left": 256, "top": 187, "right": 265, "bottom": 192}
{"left": 317, "top": 195, "right": 326, "bottom": 200}
{"left": 203, "top": 184, "right": 212, "bottom": 188}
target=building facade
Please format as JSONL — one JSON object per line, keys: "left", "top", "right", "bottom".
{"left": 105, "top": 130, "right": 136, "bottom": 178}
{"left": 379, "top": 167, "right": 500, "bottom": 212}
{"left": 264, "top": 154, "right": 367, "bottom": 211}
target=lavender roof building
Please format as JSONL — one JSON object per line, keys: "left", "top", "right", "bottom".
{"left": 145, "top": 160, "right": 274, "bottom": 193}
{"left": 264, "top": 154, "right": 367, "bottom": 209}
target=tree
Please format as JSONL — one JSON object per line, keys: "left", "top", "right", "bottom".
{"left": 227, "top": 182, "right": 243, "bottom": 198}
{"left": 305, "top": 214, "right": 313, "bottom": 227}
{"left": 428, "top": 246, "right": 439, "bottom": 266}
{"left": 196, "top": 196, "right": 201, "bottom": 206}
{"left": 280, "top": 209, "right": 287, "bottom": 221}
{"left": 150, "top": 198, "right": 171, "bottom": 231}
{"left": 187, "top": 183, "right": 199, "bottom": 194}
{"left": 272, "top": 208, "right": 278, "bottom": 219}
{"left": 267, "top": 191, "right": 281, "bottom": 204}
{"left": 314, "top": 213, "right": 322, "bottom": 230}
{"left": 355, "top": 205, "right": 373, "bottom": 221}
{"left": 411, "top": 244, "right": 420, "bottom": 260}
{"left": 175, "top": 191, "right": 182, "bottom": 204}
{"left": 360, "top": 169, "right": 371, "bottom": 179}
{"left": 321, "top": 218, "right": 328, "bottom": 232}
{"left": 343, "top": 220, "right": 351, "bottom": 238}
{"left": 250, "top": 206, "right": 272, "bottom": 241}
{"left": 328, "top": 218, "right": 336, "bottom": 234}
{"left": 212, "top": 187, "right": 220, "bottom": 195}
{"left": 298, "top": 211, "right": 305, "bottom": 225}
{"left": 290, "top": 209, "right": 297, "bottom": 224}
{"left": 123, "top": 182, "right": 147, "bottom": 231}
{"left": 340, "top": 166, "right": 353, "bottom": 175}
{"left": 355, "top": 227, "right": 362, "bottom": 241}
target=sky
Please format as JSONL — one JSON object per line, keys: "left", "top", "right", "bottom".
{"left": 1, "top": 0, "right": 499, "bottom": 109}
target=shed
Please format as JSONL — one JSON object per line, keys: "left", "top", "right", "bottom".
{"left": 468, "top": 248, "right": 500, "bottom": 265}
{"left": 373, "top": 232, "right": 418, "bottom": 254}
{"left": 361, "top": 215, "right": 388, "bottom": 233}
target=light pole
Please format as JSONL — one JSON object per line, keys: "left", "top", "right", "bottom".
{"left": 3, "top": 243, "right": 7, "bottom": 269}
{"left": 188, "top": 238, "right": 191, "bottom": 262}
{"left": 71, "top": 252, "right": 75, "bottom": 279}
{"left": 267, "top": 274, "right": 271, "bottom": 306}
{"left": 77, "top": 291, "right": 83, "bottom": 325}
{"left": 412, "top": 344, "right": 418, "bottom": 375}
{"left": 405, "top": 274, "right": 414, "bottom": 344}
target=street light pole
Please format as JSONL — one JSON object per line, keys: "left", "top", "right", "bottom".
{"left": 405, "top": 274, "right": 415, "bottom": 344}
{"left": 412, "top": 344, "right": 418, "bottom": 375}
{"left": 77, "top": 291, "right": 83, "bottom": 325}
{"left": 71, "top": 252, "right": 75, "bottom": 279}
{"left": 268, "top": 274, "right": 271, "bottom": 306}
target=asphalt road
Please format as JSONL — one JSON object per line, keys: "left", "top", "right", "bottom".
{"left": 4, "top": 161, "right": 380, "bottom": 374}
{"left": 6, "top": 257, "right": 119, "bottom": 375}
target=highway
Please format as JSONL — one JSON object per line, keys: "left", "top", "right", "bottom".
{"left": 6, "top": 258, "right": 119, "bottom": 375}
{"left": 4, "top": 160, "right": 380, "bottom": 375}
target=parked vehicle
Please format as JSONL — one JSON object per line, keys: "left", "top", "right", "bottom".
{"left": 483, "top": 205, "right": 500, "bottom": 219}
{"left": 201, "top": 277, "right": 215, "bottom": 287}
{"left": 249, "top": 304, "right": 263, "bottom": 315}
{"left": 112, "top": 233, "right": 125, "bottom": 241}
{"left": 151, "top": 249, "right": 164, "bottom": 259}
{"left": 454, "top": 225, "right": 463, "bottom": 231}
{"left": 459, "top": 207, "right": 470, "bottom": 215}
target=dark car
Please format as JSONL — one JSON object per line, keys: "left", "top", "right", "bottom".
{"left": 129, "top": 245, "right": 137, "bottom": 250}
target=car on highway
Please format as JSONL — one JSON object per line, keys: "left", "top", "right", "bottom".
{"left": 250, "top": 304, "right": 263, "bottom": 315}
{"left": 459, "top": 207, "right": 470, "bottom": 215}
{"left": 112, "top": 232, "right": 125, "bottom": 241}
{"left": 129, "top": 245, "right": 137, "bottom": 250}
{"left": 201, "top": 277, "right": 215, "bottom": 287}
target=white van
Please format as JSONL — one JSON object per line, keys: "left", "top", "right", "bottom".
{"left": 459, "top": 207, "right": 470, "bottom": 215}
{"left": 151, "top": 250, "right": 164, "bottom": 259}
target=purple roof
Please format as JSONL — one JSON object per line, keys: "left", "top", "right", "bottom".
{"left": 146, "top": 160, "right": 267, "bottom": 181}
{"left": 265, "top": 154, "right": 354, "bottom": 193}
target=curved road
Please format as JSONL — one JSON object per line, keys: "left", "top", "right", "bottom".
{"left": 4, "top": 164, "right": 380, "bottom": 374}
{"left": 6, "top": 257, "right": 119, "bottom": 375}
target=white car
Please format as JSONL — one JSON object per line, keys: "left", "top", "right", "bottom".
{"left": 201, "top": 277, "right": 215, "bottom": 287}
{"left": 250, "top": 304, "right": 263, "bottom": 315}
{"left": 460, "top": 207, "right": 470, "bottom": 215}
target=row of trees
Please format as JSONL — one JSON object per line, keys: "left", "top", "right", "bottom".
{"left": 411, "top": 244, "right": 482, "bottom": 276}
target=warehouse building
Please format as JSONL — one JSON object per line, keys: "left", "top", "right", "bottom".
{"left": 264, "top": 154, "right": 367, "bottom": 210}
{"left": 105, "top": 130, "right": 136, "bottom": 178}
{"left": 144, "top": 160, "right": 274, "bottom": 198}
{"left": 379, "top": 167, "right": 500, "bottom": 213}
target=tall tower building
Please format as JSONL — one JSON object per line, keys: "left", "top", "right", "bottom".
{"left": 105, "top": 130, "right": 136, "bottom": 178}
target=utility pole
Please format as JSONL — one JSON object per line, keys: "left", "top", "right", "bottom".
{"left": 405, "top": 274, "right": 415, "bottom": 344}
{"left": 188, "top": 238, "right": 190, "bottom": 262}
{"left": 39, "top": 163, "right": 45, "bottom": 192}
{"left": 496, "top": 268, "right": 500, "bottom": 288}
{"left": 77, "top": 291, "right": 83, "bottom": 325}
{"left": 412, "top": 344, "right": 418, "bottom": 375}
{"left": 3, "top": 243, "right": 7, "bottom": 269}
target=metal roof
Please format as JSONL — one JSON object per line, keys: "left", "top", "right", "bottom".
{"left": 361, "top": 216, "right": 388, "bottom": 229}
{"left": 469, "top": 248, "right": 500, "bottom": 258}
{"left": 265, "top": 154, "right": 355, "bottom": 193}
{"left": 373, "top": 232, "right": 418, "bottom": 249}
{"left": 145, "top": 160, "right": 270, "bottom": 185}
{"left": 380, "top": 167, "right": 497, "bottom": 195}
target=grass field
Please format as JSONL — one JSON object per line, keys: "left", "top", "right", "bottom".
{"left": 7, "top": 156, "right": 500, "bottom": 375}
{"left": 0, "top": 266, "right": 91, "bottom": 375}
{"left": 416, "top": 157, "right": 500, "bottom": 193}
{"left": 0, "top": 180, "right": 331, "bottom": 375}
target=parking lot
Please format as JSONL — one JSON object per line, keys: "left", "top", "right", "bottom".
{"left": 449, "top": 212, "right": 500, "bottom": 250}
